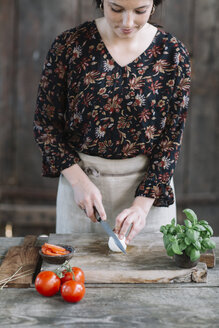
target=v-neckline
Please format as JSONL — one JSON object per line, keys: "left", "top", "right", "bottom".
{"left": 93, "top": 20, "right": 160, "bottom": 69}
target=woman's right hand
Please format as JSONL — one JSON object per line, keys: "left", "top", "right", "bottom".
{"left": 61, "top": 164, "right": 107, "bottom": 223}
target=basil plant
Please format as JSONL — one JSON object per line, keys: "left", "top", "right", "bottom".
{"left": 160, "top": 208, "right": 216, "bottom": 262}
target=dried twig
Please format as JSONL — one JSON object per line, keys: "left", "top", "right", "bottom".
{"left": 0, "top": 268, "right": 33, "bottom": 286}
{"left": 0, "top": 266, "right": 33, "bottom": 289}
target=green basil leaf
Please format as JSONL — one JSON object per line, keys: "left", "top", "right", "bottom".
{"left": 184, "top": 220, "right": 192, "bottom": 228}
{"left": 193, "top": 224, "right": 206, "bottom": 232}
{"left": 169, "top": 226, "right": 175, "bottom": 234}
{"left": 199, "top": 220, "right": 209, "bottom": 225}
{"left": 163, "top": 235, "right": 170, "bottom": 249}
{"left": 206, "top": 231, "right": 211, "bottom": 237}
{"left": 172, "top": 240, "right": 183, "bottom": 255}
{"left": 205, "top": 225, "right": 213, "bottom": 236}
{"left": 192, "top": 240, "right": 201, "bottom": 250}
{"left": 186, "top": 229, "right": 200, "bottom": 243}
{"left": 176, "top": 224, "right": 182, "bottom": 233}
{"left": 183, "top": 208, "right": 198, "bottom": 224}
{"left": 208, "top": 240, "right": 216, "bottom": 249}
{"left": 167, "top": 244, "right": 175, "bottom": 256}
{"left": 193, "top": 230, "right": 200, "bottom": 241}
{"left": 190, "top": 248, "right": 200, "bottom": 262}
{"left": 171, "top": 218, "right": 176, "bottom": 226}
{"left": 184, "top": 237, "right": 191, "bottom": 245}
{"left": 202, "top": 238, "right": 210, "bottom": 248}
{"left": 185, "top": 245, "right": 192, "bottom": 256}
{"left": 160, "top": 226, "right": 166, "bottom": 234}
{"left": 179, "top": 241, "right": 187, "bottom": 251}
{"left": 169, "top": 236, "right": 176, "bottom": 242}
{"left": 203, "top": 239, "right": 216, "bottom": 249}
{"left": 177, "top": 233, "right": 185, "bottom": 239}
{"left": 200, "top": 231, "right": 209, "bottom": 239}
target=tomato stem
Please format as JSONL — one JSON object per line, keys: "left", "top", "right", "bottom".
{"left": 53, "top": 260, "right": 73, "bottom": 278}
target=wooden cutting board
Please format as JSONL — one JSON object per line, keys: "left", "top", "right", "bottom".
{"left": 41, "top": 233, "right": 208, "bottom": 283}
{"left": 0, "top": 235, "right": 40, "bottom": 288}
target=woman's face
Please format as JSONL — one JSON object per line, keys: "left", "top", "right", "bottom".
{"left": 103, "top": 0, "right": 154, "bottom": 39}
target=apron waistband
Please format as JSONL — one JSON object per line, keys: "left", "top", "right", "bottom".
{"left": 77, "top": 152, "right": 149, "bottom": 177}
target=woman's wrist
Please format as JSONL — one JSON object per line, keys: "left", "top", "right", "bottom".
{"left": 132, "top": 196, "right": 155, "bottom": 215}
{"left": 61, "top": 164, "right": 86, "bottom": 186}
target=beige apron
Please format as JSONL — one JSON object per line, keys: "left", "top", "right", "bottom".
{"left": 56, "top": 152, "right": 177, "bottom": 234}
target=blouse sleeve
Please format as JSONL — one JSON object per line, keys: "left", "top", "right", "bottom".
{"left": 33, "top": 33, "right": 80, "bottom": 177}
{"left": 135, "top": 45, "right": 191, "bottom": 206}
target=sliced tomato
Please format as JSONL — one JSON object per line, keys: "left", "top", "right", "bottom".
{"left": 44, "top": 243, "right": 67, "bottom": 253}
{"left": 41, "top": 243, "right": 70, "bottom": 256}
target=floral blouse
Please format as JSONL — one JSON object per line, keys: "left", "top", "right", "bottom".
{"left": 33, "top": 20, "right": 191, "bottom": 207}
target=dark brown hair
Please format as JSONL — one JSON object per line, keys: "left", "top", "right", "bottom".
{"left": 95, "top": 0, "right": 163, "bottom": 8}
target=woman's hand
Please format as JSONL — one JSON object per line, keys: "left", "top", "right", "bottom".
{"left": 61, "top": 164, "right": 107, "bottom": 222}
{"left": 114, "top": 196, "right": 155, "bottom": 244}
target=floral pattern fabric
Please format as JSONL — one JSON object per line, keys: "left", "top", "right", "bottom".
{"left": 33, "top": 20, "right": 191, "bottom": 207}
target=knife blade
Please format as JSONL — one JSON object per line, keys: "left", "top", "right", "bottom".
{"left": 94, "top": 208, "right": 127, "bottom": 254}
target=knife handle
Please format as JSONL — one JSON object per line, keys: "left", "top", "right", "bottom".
{"left": 93, "top": 207, "right": 101, "bottom": 222}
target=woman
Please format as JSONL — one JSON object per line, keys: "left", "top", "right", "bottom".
{"left": 33, "top": 0, "right": 191, "bottom": 244}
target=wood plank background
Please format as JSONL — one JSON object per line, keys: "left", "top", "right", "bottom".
{"left": 0, "top": 0, "right": 218, "bottom": 236}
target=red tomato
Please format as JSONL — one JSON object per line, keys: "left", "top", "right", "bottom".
{"left": 72, "top": 267, "right": 85, "bottom": 283}
{"left": 61, "top": 280, "right": 85, "bottom": 303}
{"left": 35, "top": 271, "right": 61, "bottom": 297}
{"left": 61, "top": 271, "right": 74, "bottom": 284}
{"left": 61, "top": 267, "right": 85, "bottom": 284}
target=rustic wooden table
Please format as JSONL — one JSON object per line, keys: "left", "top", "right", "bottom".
{"left": 0, "top": 235, "right": 218, "bottom": 328}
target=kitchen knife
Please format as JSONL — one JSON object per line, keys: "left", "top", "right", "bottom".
{"left": 94, "top": 208, "right": 127, "bottom": 254}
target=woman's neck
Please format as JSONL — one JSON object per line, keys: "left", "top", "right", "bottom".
{"left": 96, "top": 17, "right": 153, "bottom": 47}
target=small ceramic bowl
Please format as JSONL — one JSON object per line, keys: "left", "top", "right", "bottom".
{"left": 39, "top": 245, "right": 75, "bottom": 264}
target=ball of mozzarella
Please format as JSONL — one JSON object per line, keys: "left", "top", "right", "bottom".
{"left": 108, "top": 234, "right": 127, "bottom": 252}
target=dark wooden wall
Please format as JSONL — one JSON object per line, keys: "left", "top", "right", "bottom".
{"left": 0, "top": 0, "right": 218, "bottom": 236}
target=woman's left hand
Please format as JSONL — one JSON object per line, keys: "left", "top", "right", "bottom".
{"left": 114, "top": 196, "right": 155, "bottom": 244}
